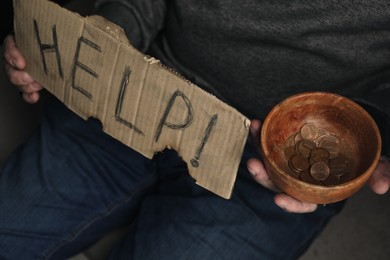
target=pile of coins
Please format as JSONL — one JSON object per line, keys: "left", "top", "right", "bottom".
{"left": 284, "top": 124, "right": 351, "bottom": 186}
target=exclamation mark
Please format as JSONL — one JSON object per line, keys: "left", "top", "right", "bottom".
{"left": 191, "top": 114, "right": 218, "bottom": 167}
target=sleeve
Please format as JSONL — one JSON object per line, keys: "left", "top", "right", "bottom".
{"left": 94, "top": 0, "right": 168, "bottom": 52}
{"left": 354, "top": 85, "right": 390, "bottom": 158}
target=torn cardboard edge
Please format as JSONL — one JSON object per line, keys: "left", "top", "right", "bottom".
{"left": 13, "top": 0, "right": 250, "bottom": 199}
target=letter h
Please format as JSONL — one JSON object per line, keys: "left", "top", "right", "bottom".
{"left": 33, "top": 19, "right": 63, "bottom": 78}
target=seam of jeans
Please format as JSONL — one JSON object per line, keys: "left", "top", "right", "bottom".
{"left": 41, "top": 175, "right": 157, "bottom": 260}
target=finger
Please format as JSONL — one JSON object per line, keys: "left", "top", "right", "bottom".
{"left": 274, "top": 193, "right": 318, "bottom": 213}
{"left": 3, "top": 35, "right": 26, "bottom": 69}
{"left": 18, "top": 81, "right": 43, "bottom": 94}
{"left": 4, "top": 63, "right": 34, "bottom": 86}
{"left": 250, "top": 119, "right": 262, "bottom": 138}
{"left": 247, "top": 158, "right": 279, "bottom": 192}
{"left": 22, "top": 92, "right": 40, "bottom": 104}
{"left": 249, "top": 119, "right": 262, "bottom": 148}
{"left": 368, "top": 157, "right": 390, "bottom": 195}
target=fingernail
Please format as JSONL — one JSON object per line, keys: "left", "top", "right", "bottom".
{"left": 10, "top": 59, "right": 16, "bottom": 67}
{"left": 248, "top": 167, "right": 256, "bottom": 177}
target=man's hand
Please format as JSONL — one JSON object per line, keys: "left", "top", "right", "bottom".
{"left": 368, "top": 156, "right": 390, "bottom": 195}
{"left": 247, "top": 119, "right": 318, "bottom": 213}
{"left": 3, "top": 35, "right": 43, "bottom": 103}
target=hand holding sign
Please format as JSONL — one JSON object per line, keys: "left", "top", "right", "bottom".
{"left": 3, "top": 35, "right": 43, "bottom": 103}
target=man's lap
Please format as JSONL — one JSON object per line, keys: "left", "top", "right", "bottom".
{"left": 108, "top": 145, "right": 344, "bottom": 260}
{"left": 0, "top": 95, "right": 158, "bottom": 258}
{"left": 0, "top": 95, "right": 344, "bottom": 259}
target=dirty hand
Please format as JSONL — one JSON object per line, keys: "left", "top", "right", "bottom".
{"left": 3, "top": 34, "right": 43, "bottom": 103}
{"left": 247, "top": 119, "right": 318, "bottom": 213}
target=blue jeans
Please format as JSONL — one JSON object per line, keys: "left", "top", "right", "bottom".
{"left": 0, "top": 95, "right": 344, "bottom": 259}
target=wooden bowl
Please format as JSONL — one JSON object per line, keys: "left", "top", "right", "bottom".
{"left": 260, "top": 92, "right": 382, "bottom": 204}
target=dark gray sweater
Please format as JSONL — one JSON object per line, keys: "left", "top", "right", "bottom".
{"left": 95, "top": 0, "right": 390, "bottom": 156}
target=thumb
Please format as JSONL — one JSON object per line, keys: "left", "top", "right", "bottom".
{"left": 247, "top": 158, "right": 279, "bottom": 192}
{"left": 249, "top": 119, "right": 262, "bottom": 148}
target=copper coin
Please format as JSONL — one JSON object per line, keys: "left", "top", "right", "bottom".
{"left": 329, "top": 155, "right": 349, "bottom": 176}
{"left": 288, "top": 159, "right": 300, "bottom": 174}
{"left": 310, "top": 148, "right": 330, "bottom": 164}
{"left": 286, "top": 164, "right": 302, "bottom": 179}
{"left": 300, "top": 170, "right": 322, "bottom": 185}
{"left": 294, "top": 133, "right": 303, "bottom": 144}
{"left": 284, "top": 146, "right": 297, "bottom": 159}
{"left": 316, "top": 135, "right": 340, "bottom": 159}
{"left": 300, "top": 124, "right": 319, "bottom": 140}
{"left": 321, "top": 174, "right": 341, "bottom": 186}
{"left": 289, "top": 154, "right": 310, "bottom": 172}
{"left": 316, "top": 128, "right": 330, "bottom": 137}
{"left": 297, "top": 140, "right": 316, "bottom": 158}
{"left": 310, "top": 162, "right": 330, "bottom": 181}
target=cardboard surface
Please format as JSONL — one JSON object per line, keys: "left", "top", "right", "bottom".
{"left": 13, "top": 0, "right": 250, "bottom": 199}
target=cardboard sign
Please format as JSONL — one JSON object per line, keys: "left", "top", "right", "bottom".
{"left": 13, "top": 0, "right": 250, "bottom": 199}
